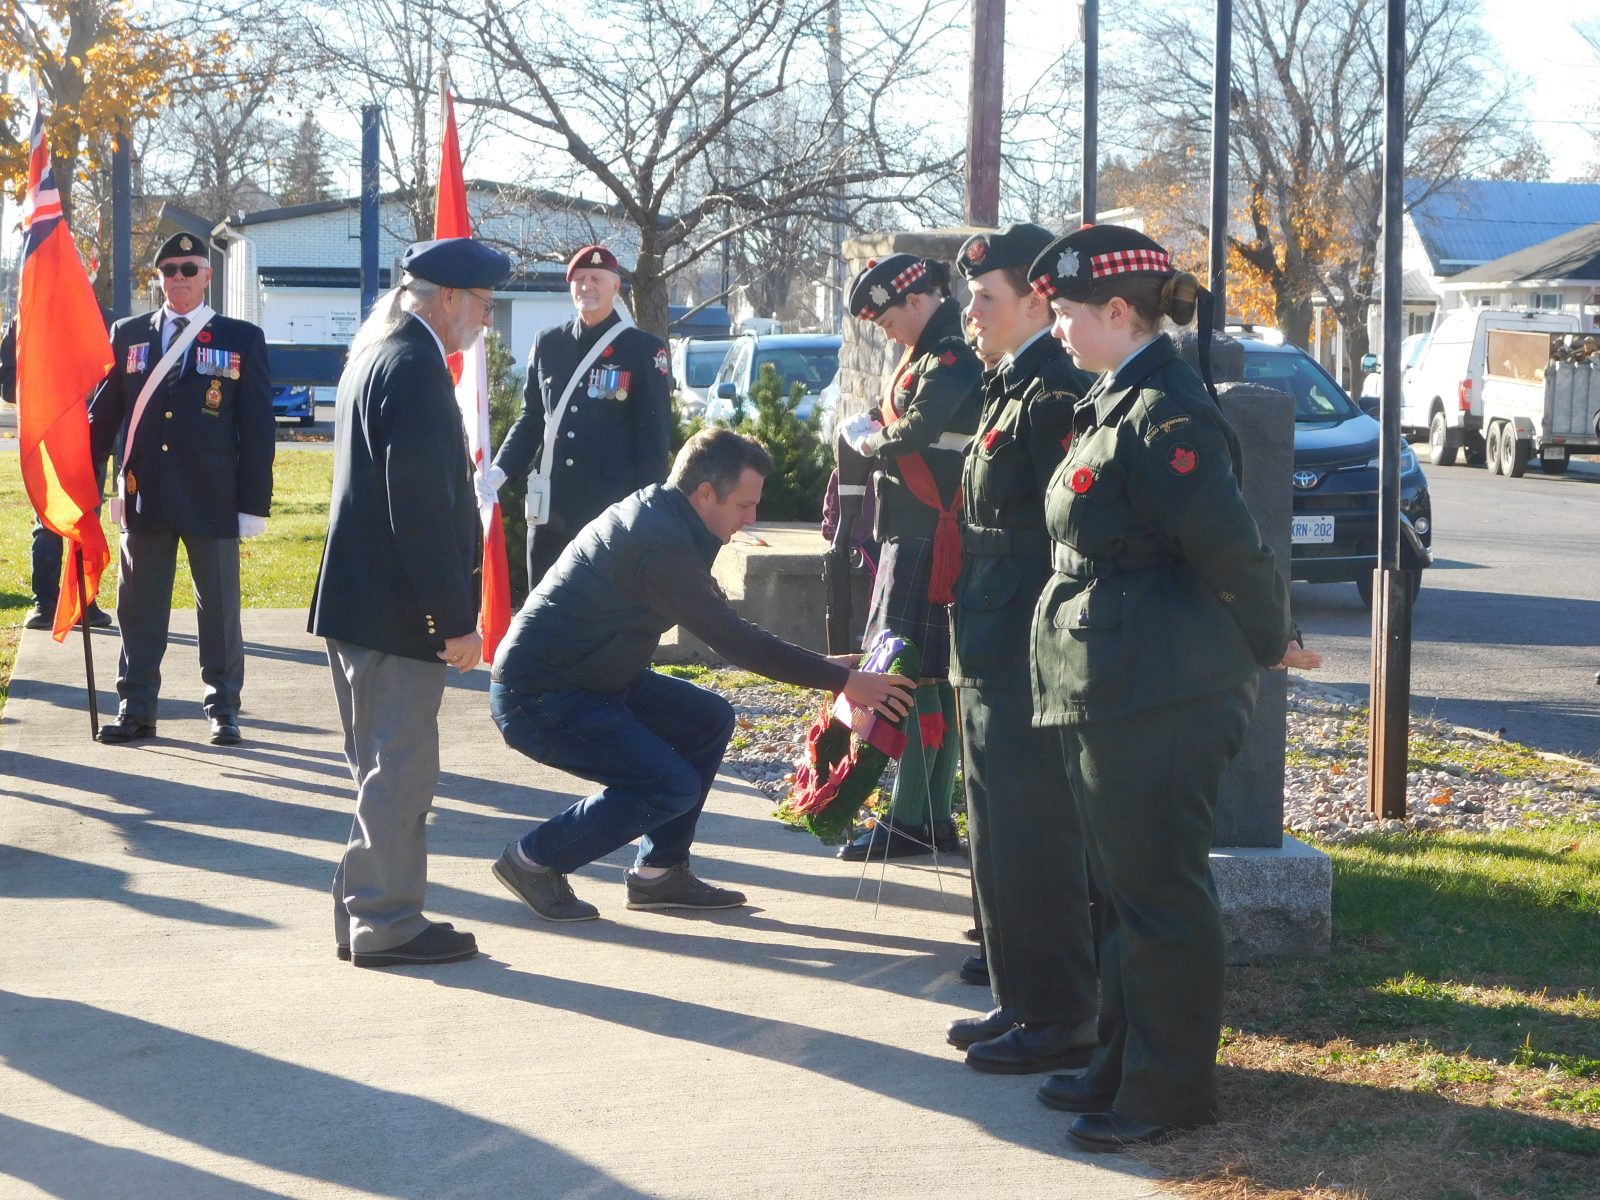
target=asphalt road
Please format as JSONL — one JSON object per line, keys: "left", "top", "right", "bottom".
{"left": 1291, "top": 455, "right": 1600, "bottom": 760}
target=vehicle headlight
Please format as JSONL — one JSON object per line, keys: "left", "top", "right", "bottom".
{"left": 1367, "top": 443, "right": 1417, "bottom": 472}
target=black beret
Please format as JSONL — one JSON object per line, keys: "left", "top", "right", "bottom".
{"left": 401, "top": 237, "right": 513, "bottom": 288}
{"left": 957, "top": 223, "right": 1055, "bottom": 279}
{"left": 847, "top": 253, "right": 929, "bottom": 321}
{"left": 1027, "top": 224, "right": 1173, "bottom": 302}
{"left": 154, "top": 232, "right": 208, "bottom": 263}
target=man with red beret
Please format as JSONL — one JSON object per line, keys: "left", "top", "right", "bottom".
{"left": 481, "top": 244, "right": 673, "bottom": 591}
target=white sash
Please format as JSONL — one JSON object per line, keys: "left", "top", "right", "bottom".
{"left": 525, "top": 318, "right": 631, "bottom": 525}
{"left": 111, "top": 305, "right": 215, "bottom": 525}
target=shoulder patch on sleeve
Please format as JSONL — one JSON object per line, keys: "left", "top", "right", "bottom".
{"left": 1144, "top": 413, "right": 1193, "bottom": 444}
{"left": 1167, "top": 444, "right": 1198, "bottom": 475}
{"left": 654, "top": 347, "right": 669, "bottom": 375}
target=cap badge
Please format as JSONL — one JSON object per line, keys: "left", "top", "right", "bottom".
{"left": 590, "top": 251, "right": 602, "bottom": 264}
{"left": 1058, "top": 248, "right": 1080, "bottom": 279}
{"left": 179, "top": 236, "right": 193, "bottom": 251}
{"left": 869, "top": 284, "right": 890, "bottom": 307}
{"left": 966, "top": 239, "right": 987, "bottom": 264}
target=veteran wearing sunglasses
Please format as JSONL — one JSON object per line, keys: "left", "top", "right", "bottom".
{"left": 88, "top": 232, "right": 275, "bottom": 747}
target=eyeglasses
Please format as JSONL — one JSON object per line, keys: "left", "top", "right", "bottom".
{"left": 466, "top": 289, "right": 496, "bottom": 314}
{"left": 159, "top": 262, "right": 203, "bottom": 278}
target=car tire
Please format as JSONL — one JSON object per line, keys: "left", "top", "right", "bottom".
{"left": 1485, "top": 423, "right": 1504, "bottom": 475}
{"left": 299, "top": 413, "right": 315, "bottom": 427}
{"left": 1541, "top": 455, "right": 1570, "bottom": 476}
{"left": 1503, "top": 431, "right": 1530, "bottom": 478}
{"left": 1427, "top": 410, "right": 1458, "bottom": 466}
{"left": 1357, "top": 570, "right": 1422, "bottom": 609}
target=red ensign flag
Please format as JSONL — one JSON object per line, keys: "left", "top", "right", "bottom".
{"left": 433, "top": 85, "right": 512, "bottom": 662}
{"left": 16, "top": 98, "right": 113, "bottom": 641}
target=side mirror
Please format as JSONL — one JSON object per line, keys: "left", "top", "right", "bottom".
{"left": 714, "top": 381, "right": 737, "bottom": 401}
{"left": 1360, "top": 353, "right": 1378, "bottom": 373}
{"left": 1358, "top": 394, "right": 1380, "bottom": 418}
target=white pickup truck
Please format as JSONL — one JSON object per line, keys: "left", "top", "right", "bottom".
{"left": 1478, "top": 329, "right": 1600, "bottom": 477}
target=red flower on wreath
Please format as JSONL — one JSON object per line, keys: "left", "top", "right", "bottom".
{"left": 1169, "top": 445, "right": 1198, "bottom": 475}
{"left": 1070, "top": 466, "right": 1095, "bottom": 494}
{"left": 196, "top": 331, "right": 212, "bottom": 344}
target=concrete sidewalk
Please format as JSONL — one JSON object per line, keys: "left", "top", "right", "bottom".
{"left": 0, "top": 611, "right": 1173, "bottom": 1200}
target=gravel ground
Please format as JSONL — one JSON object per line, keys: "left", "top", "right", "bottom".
{"left": 702, "top": 672, "right": 1600, "bottom": 843}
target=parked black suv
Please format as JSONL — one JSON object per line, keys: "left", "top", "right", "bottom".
{"left": 1224, "top": 330, "right": 1432, "bottom": 606}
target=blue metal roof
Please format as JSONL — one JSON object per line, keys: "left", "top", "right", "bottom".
{"left": 1407, "top": 180, "right": 1600, "bottom": 276}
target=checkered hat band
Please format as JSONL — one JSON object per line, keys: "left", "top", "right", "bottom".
{"left": 891, "top": 261, "right": 927, "bottom": 292}
{"left": 857, "top": 306, "right": 876, "bottom": 319}
{"left": 1091, "top": 248, "right": 1173, "bottom": 278}
{"left": 1031, "top": 276, "right": 1058, "bottom": 299}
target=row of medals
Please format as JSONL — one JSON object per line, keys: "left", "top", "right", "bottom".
{"left": 589, "top": 367, "right": 628, "bottom": 401}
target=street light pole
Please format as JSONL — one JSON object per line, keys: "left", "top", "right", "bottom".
{"left": 1080, "top": 0, "right": 1099, "bottom": 223}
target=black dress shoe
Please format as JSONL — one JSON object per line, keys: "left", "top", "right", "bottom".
{"left": 1067, "top": 1111, "right": 1175, "bottom": 1152}
{"left": 209, "top": 716, "right": 241, "bottom": 746}
{"left": 98, "top": 717, "right": 156, "bottom": 744}
{"left": 946, "top": 1006, "right": 1016, "bottom": 1050}
{"left": 836, "top": 821, "right": 932, "bottom": 862}
{"left": 963, "top": 926, "right": 982, "bottom": 943}
{"left": 339, "top": 922, "right": 453, "bottom": 962}
{"left": 86, "top": 605, "right": 113, "bottom": 628}
{"left": 965, "top": 1020, "right": 1097, "bottom": 1074}
{"left": 22, "top": 605, "right": 50, "bottom": 630}
{"left": 350, "top": 923, "right": 476, "bottom": 968}
{"left": 931, "top": 821, "right": 966, "bottom": 855}
{"left": 959, "top": 953, "right": 989, "bottom": 986}
{"left": 1038, "top": 1072, "right": 1116, "bottom": 1113}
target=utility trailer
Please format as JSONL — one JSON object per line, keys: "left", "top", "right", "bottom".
{"left": 1478, "top": 330, "right": 1600, "bottom": 478}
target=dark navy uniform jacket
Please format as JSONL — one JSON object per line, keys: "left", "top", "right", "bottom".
{"left": 88, "top": 309, "right": 274, "bottom": 538}
{"left": 493, "top": 310, "right": 672, "bottom": 535}
{"left": 309, "top": 315, "right": 480, "bottom": 663}
{"left": 1030, "top": 335, "right": 1291, "bottom": 726}
{"left": 949, "top": 332, "right": 1093, "bottom": 691}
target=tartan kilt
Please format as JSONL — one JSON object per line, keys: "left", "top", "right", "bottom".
{"left": 864, "top": 535, "right": 951, "bottom": 678}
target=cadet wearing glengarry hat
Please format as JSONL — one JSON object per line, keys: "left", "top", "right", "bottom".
{"left": 482, "top": 242, "right": 672, "bottom": 593}
{"left": 942, "top": 222, "right": 1103, "bottom": 1075}
{"left": 310, "top": 234, "right": 511, "bottom": 969}
{"left": 833, "top": 252, "right": 981, "bottom": 864}
{"left": 88, "top": 229, "right": 275, "bottom": 747}
{"left": 1021, "top": 223, "right": 1315, "bottom": 1150}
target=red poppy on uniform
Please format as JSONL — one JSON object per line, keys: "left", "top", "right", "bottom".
{"left": 601, "top": 345, "right": 614, "bottom": 358}
{"left": 983, "top": 428, "right": 1002, "bottom": 451}
{"left": 900, "top": 370, "right": 916, "bottom": 391}
{"left": 938, "top": 350, "right": 958, "bottom": 366}
{"left": 197, "top": 331, "right": 212, "bottom": 344}
{"left": 1070, "top": 466, "right": 1095, "bottom": 493}
{"left": 1169, "top": 445, "right": 1198, "bottom": 475}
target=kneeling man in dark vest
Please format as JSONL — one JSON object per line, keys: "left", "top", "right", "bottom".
{"left": 489, "top": 428, "right": 914, "bottom": 919}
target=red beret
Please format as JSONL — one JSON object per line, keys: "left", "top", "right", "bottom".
{"left": 566, "top": 245, "right": 620, "bottom": 280}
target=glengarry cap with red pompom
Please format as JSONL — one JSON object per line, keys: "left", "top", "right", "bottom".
{"left": 847, "top": 253, "right": 929, "bottom": 321}
{"left": 566, "top": 244, "right": 620, "bottom": 281}
{"left": 1026, "top": 224, "right": 1174, "bottom": 302}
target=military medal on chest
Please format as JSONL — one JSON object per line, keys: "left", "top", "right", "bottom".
{"left": 586, "top": 366, "right": 633, "bottom": 400}
{"left": 205, "top": 378, "right": 223, "bottom": 412}
{"left": 195, "top": 347, "right": 242, "bottom": 381}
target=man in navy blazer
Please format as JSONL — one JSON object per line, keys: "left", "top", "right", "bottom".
{"left": 89, "top": 233, "right": 274, "bottom": 746}
{"left": 309, "top": 236, "right": 510, "bottom": 969}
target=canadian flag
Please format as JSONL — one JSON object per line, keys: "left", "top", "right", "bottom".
{"left": 433, "top": 82, "right": 511, "bottom": 662}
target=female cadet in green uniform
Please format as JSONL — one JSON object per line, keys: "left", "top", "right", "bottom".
{"left": 835, "top": 254, "right": 982, "bottom": 861}
{"left": 1022, "top": 225, "right": 1319, "bottom": 1151}
{"left": 943, "top": 223, "right": 1102, "bottom": 1074}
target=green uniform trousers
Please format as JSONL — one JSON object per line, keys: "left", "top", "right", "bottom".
{"left": 1061, "top": 680, "right": 1256, "bottom": 1129}
{"left": 962, "top": 684, "right": 1098, "bottom": 1024}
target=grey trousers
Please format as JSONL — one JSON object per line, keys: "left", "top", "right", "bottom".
{"left": 115, "top": 526, "right": 243, "bottom": 722}
{"left": 326, "top": 639, "right": 448, "bottom": 953}
{"left": 960, "top": 683, "right": 1099, "bottom": 1025}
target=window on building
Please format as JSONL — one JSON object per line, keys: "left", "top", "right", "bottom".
{"left": 1531, "top": 292, "right": 1562, "bottom": 310}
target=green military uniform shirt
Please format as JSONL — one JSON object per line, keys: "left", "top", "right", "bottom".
{"left": 1031, "top": 334, "right": 1292, "bottom": 725}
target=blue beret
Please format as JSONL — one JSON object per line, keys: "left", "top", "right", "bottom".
{"left": 401, "top": 237, "right": 512, "bottom": 288}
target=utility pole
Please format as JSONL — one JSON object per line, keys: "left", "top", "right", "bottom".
{"left": 360, "top": 106, "right": 380, "bottom": 318}
{"left": 828, "top": 0, "right": 846, "bottom": 331}
{"left": 1080, "top": 0, "right": 1099, "bottom": 223}
{"left": 1367, "top": 0, "right": 1413, "bottom": 820}
{"left": 965, "top": 0, "right": 1004, "bottom": 227}
{"left": 111, "top": 120, "right": 132, "bottom": 320}
{"left": 1207, "top": 0, "right": 1232, "bottom": 323}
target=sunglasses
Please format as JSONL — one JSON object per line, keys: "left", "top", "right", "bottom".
{"left": 159, "top": 262, "right": 203, "bottom": 278}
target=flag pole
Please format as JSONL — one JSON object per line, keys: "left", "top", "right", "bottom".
{"left": 74, "top": 545, "right": 100, "bottom": 737}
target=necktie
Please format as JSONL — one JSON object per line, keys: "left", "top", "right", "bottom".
{"left": 166, "top": 316, "right": 189, "bottom": 385}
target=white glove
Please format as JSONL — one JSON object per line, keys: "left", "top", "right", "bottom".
{"left": 238, "top": 513, "right": 268, "bottom": 539}
{"left": 475, "top": 464, "right": 507, "bottom": 508}
{"left": 839, "top": 412, "right": 884, "bottom": 455}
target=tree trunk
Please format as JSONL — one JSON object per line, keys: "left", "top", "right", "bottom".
{"left": 629, "top": 240, "right": 671, "bottom": 342}
{"left": 1278, "top": 295, "right": 1314, "bottom": 351}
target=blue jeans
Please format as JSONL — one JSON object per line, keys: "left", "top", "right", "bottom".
{"left": 489, "top": 671, "right": 735, "bottom": 873}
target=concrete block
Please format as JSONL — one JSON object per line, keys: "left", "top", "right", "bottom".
{"left": 1211, "top": 835, "right": 1332, "bottom": 963}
